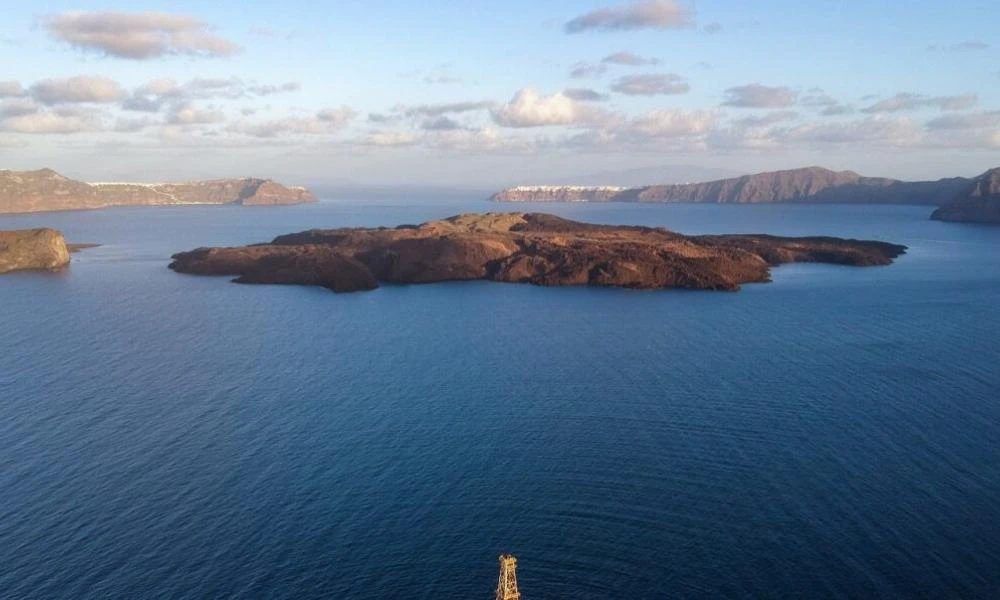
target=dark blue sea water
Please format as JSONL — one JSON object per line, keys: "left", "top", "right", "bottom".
{"left": 1, "top": 201, "right": 999, "bottom": 599}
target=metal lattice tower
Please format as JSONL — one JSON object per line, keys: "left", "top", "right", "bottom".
{"left": 495, "top": 554, "right": 521, "bottom": 600}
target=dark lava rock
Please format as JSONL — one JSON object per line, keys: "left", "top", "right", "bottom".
{"left": 169, "top": 212, "right": 907, "bottom": 293}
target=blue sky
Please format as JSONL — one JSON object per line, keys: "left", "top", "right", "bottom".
{"left": 0, "top": 1, "right": 997, "bottom": 188}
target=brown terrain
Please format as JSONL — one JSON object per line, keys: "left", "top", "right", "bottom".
{"left": 491, "top": 166, "right": 972, "bottom": 205}
{"left": 0, "top": 228, "right": 71, "bottom": 274}
{"left": 931, "top": 168, "right": 1000, "bottom": 224}
{"left": 0, "top": 168, "right": 317, "bottom": 214}
{"left": 169, "top": 212, "right": 906, "bottom": 293}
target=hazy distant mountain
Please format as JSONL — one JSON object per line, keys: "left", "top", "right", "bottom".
{"left": 492, "top": 166, "right": 972, "bottom": 206}
{"left": 0, "top": 168, "right": 316, "bottom": 214}
{"left": 932, "top": 168, "right": 1000, "bottom": 225}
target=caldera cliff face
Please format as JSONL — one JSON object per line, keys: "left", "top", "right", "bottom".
{"left": 168, "top": 213, "right": 906, "bottom": 293}
{"left": 0, "top": 168, "right": 317, "bottom": 214}
{"left": 931, "top": 168, "right": 1000, "bottom": 225}
{"left": 0, "top": 228, "right": 71, "bottom": 274}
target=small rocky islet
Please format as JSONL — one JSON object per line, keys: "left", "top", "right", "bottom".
{"left": 168, "top": 212, "right": 907, "bottom": 293}
{"left": 0, "top": 228, "right": 72, "bottom": 274}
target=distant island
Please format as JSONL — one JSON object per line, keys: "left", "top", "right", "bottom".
{"left": 0, "top": 168, "right": 316, "bottom": 214}
{"left": 169, "top": 212, "right": 906, "bottom": 293}
{"left": 492, "top": 166, "right": 1000, "bottom": 224}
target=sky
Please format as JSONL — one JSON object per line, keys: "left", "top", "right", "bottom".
{"left": 0, "top": 0, "right": 997, "bottom": 189}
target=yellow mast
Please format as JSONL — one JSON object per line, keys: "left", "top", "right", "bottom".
{"left": 495, "top": 554, "right": 522, "bottom": 600}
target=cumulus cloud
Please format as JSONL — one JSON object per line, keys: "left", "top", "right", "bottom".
{"left": 611, "top": 73, "right": 689, "bottom": 95}
{"left": 926, "top": 41, "right": 989, "bottom": 53}
{"left": 569, "top": 62, "right": 608, "bottom": 79}
{"left": 565, "top": 0, "right": 694, "bottom": 33}
{"left": 491, "top": 88, "right": 608, "bottom": 128}
{"left": 601, "top": 51, "right": 660, "bottom": 66}
{"left": 722, "top": 83, "right": 798, "bottom": 108}
{"left": 43, "top": 11, "right": 241, "bottom": 59}
{"left": 563, "top": 88, "right": 610, "bottom": 102}
{"left": 861, "top": 93, "right": 977, "bottom": 113}
{"left": 0, "top": 81, "right": 23, "bottom": 98}
{"left": 30, "top": 76, "right": 126, "bottom": 105}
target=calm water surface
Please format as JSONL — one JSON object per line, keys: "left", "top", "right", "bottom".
{"left": 1, "top": 200, "right": 998, "bottom": 598}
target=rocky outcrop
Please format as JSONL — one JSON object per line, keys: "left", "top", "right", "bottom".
{"left": 0, "top": 168, "right": 317, "bottom": 214}
{"left": 492, "top": 167, "right": 972, "bottom": 205}
{"left": 0, "top": 228, "right": 71, "bottom": 273}
{"left": 931, "top": 168, "right": 1000, "bottom": 224}
{"left": 169, "top": 212, "right": 906, "bottom": 293}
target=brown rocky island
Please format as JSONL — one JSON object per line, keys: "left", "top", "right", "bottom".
{"left": 0, "top": 229, "right": 72, "bottom": 274}
{"left": 169, "top": 213, "right": 906, "bottom": 293}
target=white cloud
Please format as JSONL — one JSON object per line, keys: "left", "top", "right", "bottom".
{"left": 166, "top": 103, "right": 225, "bottom": 125}
{"left": 624, "top": 109, "right": 718, "bottom": 139}
{"left": 925, "top": 110, "right": 1000, "bottom": 130}
{"left": 0, "top": 110, "right": 99, "bottom": 134}
{"left": 861, "top": 93, "right": 977, "bottom": 113}
{"left": 30, "top": 76, "right": 126, "bottom": 105}
{"left": 782, "top": 116, "right": 922, "bottom": 145}
{"left": 317, "top": 106, "right": 358, "bottom": 127}
{"left": 491, "top": 88, "right": 608, "bottom": 128}
{"left": 227, "top": 107, "right": 357, "bottom": 138}
{"left": 926, "top": 41, "right": 989, "bottom": 53}
{"left": 124, "top": 77, "right": 301, "bottom": 113}
{"left": 0, "top": 99, "right": 40, "bottom": 119}
{"left": 563, "top": 88, "right": 610, "bottom": 102}
{"left": 565, "top": 0, "right": 694, "bottom": 33}
{"left": 0, "top": 81, "right": 23, "bottom": 98}
{"left": 569, "top": 62, "right": 609, "bottom": 79}
{"left": 362, "top": 131, "right": 419, "bottom": 147}
{"left": 43, "top": 11, "right": 241, "bottom": 59}
{"left": 601, "top": 51, "right": 660, "bottom": 66}
{"left": 397, "top": 101, "right": 494, "bottom": 118}
{"left": 731, "top": 111, "right": 799, "bottom": 127}
{"left": 611, "top": 73, "right": 689, "bottom": 96}
{"left": 722, "top": 84, "right": 798, "bottom": 108}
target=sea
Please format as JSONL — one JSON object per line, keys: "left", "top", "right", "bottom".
{"left": 1, "top": 199, "right": 998, "bottom": 599}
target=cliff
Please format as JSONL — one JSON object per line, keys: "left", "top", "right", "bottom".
{"left": 0, "top": 228, "right": 71, "bottom": 273}
{"left": 0, "top": 168, "right": 317, "bottom": 214}
{"left": 492, "top": 167, "right": 971, "bottom": 205}
{"left": 169, "top": 212, "right": 905, "bottom": 293}
{"left": 931, "top": 168, "right": 1000, "bottom": 225}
